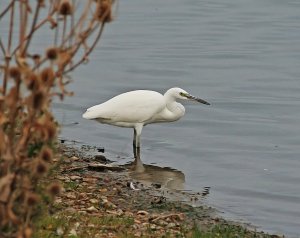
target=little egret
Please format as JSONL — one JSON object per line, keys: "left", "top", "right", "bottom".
{"left": 82, "top": 87, "right": 210, "bottom": 158}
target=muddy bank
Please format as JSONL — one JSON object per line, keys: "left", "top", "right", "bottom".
{"left": 33, "top": 142, "right": 284, "bottom": 237}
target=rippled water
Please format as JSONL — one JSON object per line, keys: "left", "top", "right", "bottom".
{"left": 5, "top": 0, "right": 299, "bottom": 236}
{"left": 54, "top": 1, "right": 300, "bottom": 236}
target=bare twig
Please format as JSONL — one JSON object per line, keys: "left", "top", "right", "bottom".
{"left": 63, "top": 22, "right": 105, "bottom": 74}
{"left": 1, "top": 1, "right": 115, "bottom": 234}
{"left": 22, "top": 1, "right": 41, "bottom": 56}
{"left": 7, "top": 0, "right": 15, "bottom": 53}
{"left": 0, "top": 39, "right": 5, "bottom": 56}
{"left": 0, "top": 0, "right": 14, "bottom": 19}
{"left": 2, "top": 0, "right": 16, "bottom": 95}
{"left": 11, "top": 10, "right": 57, "bottom": 57}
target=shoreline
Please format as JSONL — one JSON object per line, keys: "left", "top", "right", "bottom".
{"left": 33, "top": 142, "right": 284, "bottom": 237}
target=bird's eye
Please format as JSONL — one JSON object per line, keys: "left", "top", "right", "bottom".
{"left": 179, "top": 92, "right": 185, "bottom": 96}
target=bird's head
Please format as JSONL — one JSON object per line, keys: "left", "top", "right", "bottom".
{"left": 169, "top": 87, "right": 210, "bottom": 105}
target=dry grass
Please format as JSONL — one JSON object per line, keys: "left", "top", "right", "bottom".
{"left": 0, "top": 1, "right": 115, "bottom": 237}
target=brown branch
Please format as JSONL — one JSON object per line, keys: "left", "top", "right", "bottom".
{"left": 7, "top": 0, "right": 15, "bottom": 52}
{"left": 54, "top": 12, "right": 59, "bottom": 46}
{"left": 33, "top": 16, "right": 99, "bottom": 72}
{"left": 19, "top": 0, "right": 24, "bottom": 53}
{"left": 0, "top": 39, "right": 5, "bottom": 56}
{"left": 0, "top": 0, "right": 14, "bottom": 19}
{"left": 22, "top": 1, "right": 41, "bottom": 56}
{"left": 2, "top": 0, "right": 16, "bottom": 95}
{"left": 63, "top": 22, "right": 105, "bottom": 74}
{"left": 61, "top": 16, "right": 67, "bottom": 47}
{"left": 60, "top": 0, "right": 93, "bottom": 47}
{"left": 11, "top": 10, "right": 57, "bottom": 57}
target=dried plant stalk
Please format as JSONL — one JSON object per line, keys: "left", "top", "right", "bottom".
{"left": 0, "top": 0, "right": 115, "bottom": 237}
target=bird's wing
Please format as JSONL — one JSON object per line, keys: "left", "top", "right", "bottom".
{"left": 83, "top": 90, "right": 166, "bottom": 123}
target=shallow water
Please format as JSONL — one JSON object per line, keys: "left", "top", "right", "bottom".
{"left": 54, "top": 1, "right": 300, "bottom": 236}
{"left": 2, "top": 0, "right": 299, "bottom": 236}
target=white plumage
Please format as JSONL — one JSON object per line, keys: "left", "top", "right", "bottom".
{"left": 83, "top": 87, "right": 210, "bottom": 158}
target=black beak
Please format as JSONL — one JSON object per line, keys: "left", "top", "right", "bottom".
{"left": 187, "top": 95, "right": 210, "bottom": 105}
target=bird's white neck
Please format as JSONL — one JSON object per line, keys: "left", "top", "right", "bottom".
{"left": 163, "top": 92, "right": 185, "bottom": 121}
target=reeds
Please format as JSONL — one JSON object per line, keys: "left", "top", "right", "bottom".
{"left": 0, "top": 1, "right": 115, "bottom": 237}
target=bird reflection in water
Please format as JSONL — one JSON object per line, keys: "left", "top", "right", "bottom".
{"left": 126, "top": 156, "right": 211, "bottom": 203}
{"left": 127, "top": 156, "right": 185, "bottom": 190}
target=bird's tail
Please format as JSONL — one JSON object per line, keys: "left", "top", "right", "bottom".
{"left": 82, "top": 110, "right": 92, "bottom": 119}
{"left": 82, "top": 108, "right": 98, "bottom": 119}
{"left": 82, "top": 105, "right": 106, "bottom": 120}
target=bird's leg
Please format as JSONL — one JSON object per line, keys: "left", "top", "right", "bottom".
{"left": 133, "top": 129, "right": 137, "bottom": 158}
{"left": 133, "top": 150, "right": 143, "bottom": 169}
{"left": 133, "top": 124, "right": 143, "bottom": 159}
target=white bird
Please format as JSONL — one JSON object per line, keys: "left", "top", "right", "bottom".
{"left": 82, "top": 87, "right": 210, "bottom": 158}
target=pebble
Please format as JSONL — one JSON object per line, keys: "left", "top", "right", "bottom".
{"left": 74, "top": 222, "right": 80, "bottom": 229}
{"left": 86, "top": 206, "right": 98, "bottom": 212}
{"left": 116, "top": 209, "right": 124, "bottom": 216}
{"left": 70, "top": 175, "right": 82, "bottom": 181}
{"left": 69, "top": 228, "right": 77, "bottom": 236}
{"left": 89, "top": 198, "right": 98, "bottom": 204}
{"left": 57, "top": 176, "right": 65, "bottom": 181}
{"left": 167, "top": 223, "right": 176, "bottom": 228}
{"left": 78, "top": 193, "right": 88, "bottom": 199}
{"left": 65, "top": 207, "right": 76, "bottom": 213}
{"left": 83, "top": 177, "right": 98, "bottom": 183}
{"left": 56, "top": 227, "right": 64, "bottom": 236}
{"left": 137, "top": 210, "right": 149, "bottom": 216}
{"left": 132, "top": 224, "right": 140, "bottom": 229}
{"left": 150, "top": 224, "right": 157, "bottom": 230}
{"left": 54, "top": 198, "right": 62, "bottom": 204}
{"left": 64, "top": 158, "right": 71, "bottom": 164}
{"left": 70, "top": 156, "right": 80, "bottom": 161}
{"left": 77, "top": 200, "right": 85, "bottom": 205}
{"left": 101, "top": 200, "right": 117, "bottom": 209}
{"left": 99, "top": 188, "right": 108, "bottom": 193}
{"left": 65, "top": 193, "right": 76, "bottom": 199}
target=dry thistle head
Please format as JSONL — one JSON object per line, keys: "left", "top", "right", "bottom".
{"left": 37, "top": 0, "right": 45, "bottom": 7}
{"left": 95, "top": 0, "right": 114, "bottom": 22}
{"left": 59, "top": 0, "right": 73, "bottom": 16}
{"left": 32, "top": 54, "right": 41, "bottom": 65}
{"left": 6, "top": 86, "right": 19, "bottom": 108}
{"left": 9, "top": 66, "right": 22, "bottom": 81}
{"left": 48, "top": 16, "right": 58, "bottom": 29}
{"left": 34, "top": 160, "right": 48, "bottom": 176}
{"left": 25, "top": 72, "right": 39, "bottom": 91}
{"left": 24, "top": 227, "right": 33, "bottom": 238}
{"left": 40, "top": 67, "right": 55, "bottom": 87}
{"left": 25, "top": 193, "right": 39, "bottom": 206}
{"left": 47, "top": 182, "right": 61, "bottom": 197}
{"left": 46, "top": 47, "right": 59, "bottom": 61}
{"left": 40, "top": 146, "right": 53, "bottom": 162}
{"left": 46, "top": 121, "right": 57, "bottom": 140}
{"left": 31, "top": 90, "right": 47, "bottom": 110}
{"left": 56, "top": 49, "right": 72, "bottom": 68}
{"left": 36, "top": 114, "right": 57, "bottom": 141}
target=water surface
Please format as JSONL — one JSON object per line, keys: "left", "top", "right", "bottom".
{"left": 52, "top": 1, "right": 300, "bottom": 237}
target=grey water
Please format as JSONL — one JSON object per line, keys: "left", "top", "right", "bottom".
{"left": 55, "top": 1, "right": 300, "bottom": 236}
{"left": 2, "top": 0, "right": 299, "bottom": 236}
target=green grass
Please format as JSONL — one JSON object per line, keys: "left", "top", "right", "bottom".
{"left": 64, "top": 181, "right": 79, "bottom": 190}
{"left": 33, "top": 215, "right": 68, "bottom": 238}
{"left": 189, "top": 224, "right": 271, "bottom": 238}
{"left": 89, "top": 215, "right": 134, "bottom": 227}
